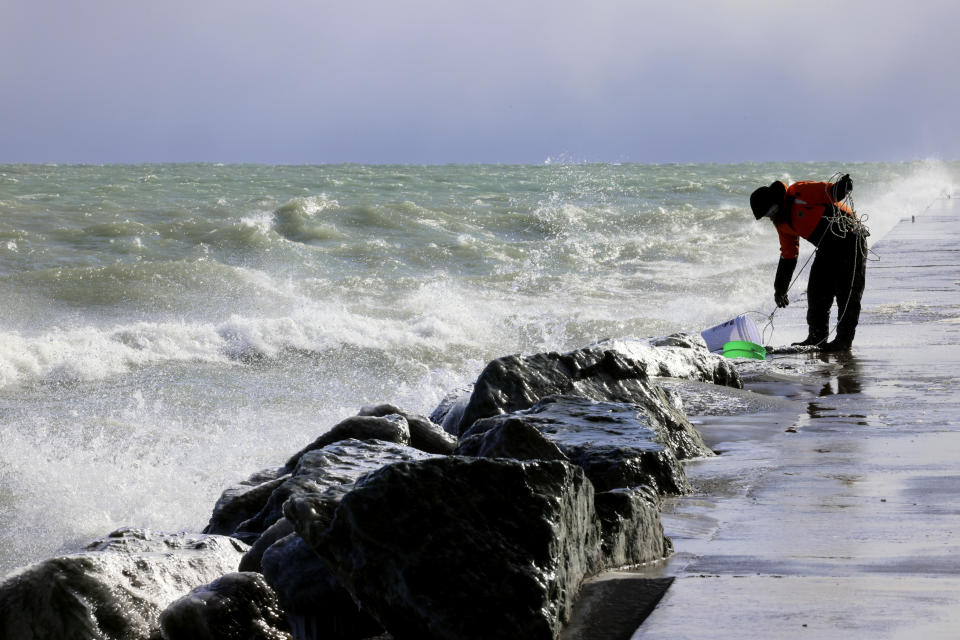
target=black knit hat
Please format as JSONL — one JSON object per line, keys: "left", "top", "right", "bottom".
{"left": 750, "top": 181, "right": 786, "bottom": 219}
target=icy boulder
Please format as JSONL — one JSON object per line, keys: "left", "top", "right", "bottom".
{"left": 591, "top": 333, "right": 741, "bottom": 388}
{"left": 0, "top": 528, "right": 247, "bottom": 640}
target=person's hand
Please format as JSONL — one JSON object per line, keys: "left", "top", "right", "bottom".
{"left": 839, "top": 173, "right": 852, "bottom": 193}
{"left": 775, "top": 291, "right": 789, "bottom": 308}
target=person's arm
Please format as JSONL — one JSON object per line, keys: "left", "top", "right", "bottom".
{"left": 773, "top": 223, "right": 799, "bottom": 307}
{"left": 774, "top": 256, "right": 796, "bottom": 307}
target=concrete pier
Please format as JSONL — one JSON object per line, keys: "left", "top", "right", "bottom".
{"left": 628, "top": 198, "right": 960, "bottom": 639}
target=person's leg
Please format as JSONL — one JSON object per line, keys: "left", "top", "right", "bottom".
{"left": 824, "top": 233, "right": 867, "bottom": 351}
{"left": 796, "top": 249, "right": 833, "bottom": 346}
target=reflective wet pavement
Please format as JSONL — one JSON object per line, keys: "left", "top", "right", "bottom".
{"left": 629, "top": 199, "right": 960, "bottom": 639}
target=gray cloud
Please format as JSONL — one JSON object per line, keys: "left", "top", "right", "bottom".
{"left": 1, "top": 0, "right": 958, "bottom": 163}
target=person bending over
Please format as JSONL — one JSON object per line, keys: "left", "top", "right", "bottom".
{"left": 750, "top": 174, "right": 867, "bottom": 352}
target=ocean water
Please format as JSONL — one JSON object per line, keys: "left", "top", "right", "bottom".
{"left": 0, "top": 161, "right": 956, "bottom": 575}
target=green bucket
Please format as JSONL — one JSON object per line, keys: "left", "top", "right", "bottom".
{"left": 722, "top": 340, "right": 766, "bottom": 360}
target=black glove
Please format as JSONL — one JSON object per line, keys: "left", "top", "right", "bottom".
{"left": 774, "top": 291, "right": 789, "bottom": 308}
{"left": 833, "top": 174, "right": 853, "bottom": 200}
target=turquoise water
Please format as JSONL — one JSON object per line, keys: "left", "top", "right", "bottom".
{"left": 0, "top": 161, "right": 955, "bottom": 574}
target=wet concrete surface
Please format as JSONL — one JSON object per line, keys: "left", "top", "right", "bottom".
{"left": 627, "top": 201, "right": 960, "bottom": 639}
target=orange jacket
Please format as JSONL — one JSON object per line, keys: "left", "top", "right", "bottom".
{"left": 775, "top": 181, "right": 853, "bottom": 259}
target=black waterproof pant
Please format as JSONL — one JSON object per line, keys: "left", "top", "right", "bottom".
{"left": 807, "top": 229, "right": 867, "bottom": 343}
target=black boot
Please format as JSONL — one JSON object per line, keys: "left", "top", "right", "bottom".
{"left": 822, "top": 330, "right": 855, "bottom": 352}
{"left": 822, "top": 337, "right": 853, "bottom": 352}
{"left": 791, "top": 331, "right": 827, "bottom": 347}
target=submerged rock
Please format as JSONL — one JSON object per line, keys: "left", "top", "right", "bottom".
{"left": 286, "top": 457, "right": 600, "bottom": 640}
{"left": 460, "top": 395, "right": 692, "bottom": 495}
{"left": 156, "top": 572, "right": 290, "bottom": 640}
{"left": 0, "top": 528, "right": 247, "bottom": 640}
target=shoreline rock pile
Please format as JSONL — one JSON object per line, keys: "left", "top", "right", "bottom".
{"left": 0, "top": 335, "right": 742, "bottom": 640}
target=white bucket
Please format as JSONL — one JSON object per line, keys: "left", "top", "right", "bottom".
{"left": 700, "top": 314, "right": 762, "bottom": 353}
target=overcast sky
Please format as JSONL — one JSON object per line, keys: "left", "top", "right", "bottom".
{"left": 2, "top": 0, "right": 958, "bottom": 164}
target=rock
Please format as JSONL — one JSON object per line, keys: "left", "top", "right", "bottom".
{"left": 454, "top": 415, "right": 569, "bottom": 461}
{"left": 457, "top": 408, "right": 672, "bottom": 566}
{"left": 283, "top": 415, "right": 411, "bottom": 472}
{"left": 449, "top": 348, "right": 714, "bottom": 455}
{"left": 228, "top": 476, "right": 338, "bottom": 545}
{"left": 500, "top": 395, "right": 685, "bottom": 493}
{"left": 460, "top": 395, "right": 700, "bottom": 494}
{"left": 594, "top": 487, "right": 670, "bottom": 568}
{"left": 238, "top": 518, "right": 295, "bottom": 573}
{"left": 0, "top": 528, "right": 247, "bottom": 640}
{"left": 204, "top": 468, "right": 290, "bottom": 539}
{"left": 286, "top": 457, "right": 601, "bottom": 640}
{"left": 451, "top": 349, "right": 647, "bottom": 436}
{"left": 591, "top": 333, "right": 742, "bottom": 388}
{"left": 261, "top": 533, "right": 382, "bottom": 640}
{"left": 206, "top": 438, "right": 435, "bottom": 545}
{"left": 433, "top": 332, "right": 741, "bottom": 436}
{"left": 429, "top": 386, "right": 472, "bottom": 435}
{"left": 565, "top": 440, "right": 685, "bottom": 495}
{"left": 156, "top": 572, "right": 289, "bottom": 640}
{"left": 638, "top": 382, "right": 712, "bottom": 460}
{"left": 224, "top": 440, "right": 439, "bottom": 636}
{"left": 358, "top": 403, "right": 457, "bottom": 454}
